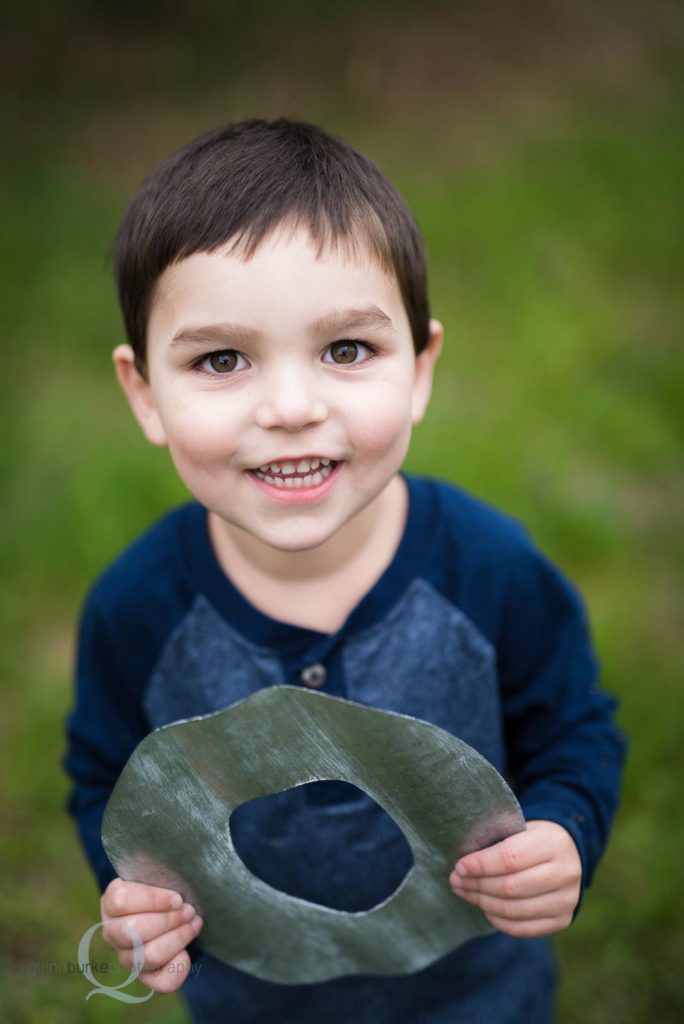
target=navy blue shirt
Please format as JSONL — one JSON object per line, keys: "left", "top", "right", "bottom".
{"left": 64, "top": 473, "right": 626, "bottom": 1022}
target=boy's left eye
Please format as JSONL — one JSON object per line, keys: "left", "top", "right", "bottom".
{"left": 323, "top": 340, "right": 375, "bottom": 365}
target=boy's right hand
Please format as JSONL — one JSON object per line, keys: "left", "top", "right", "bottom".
{"left": 101, "top": 878, "right": 203, "bottom": 993}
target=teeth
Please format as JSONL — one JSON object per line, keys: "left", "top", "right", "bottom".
{"left": 253, "top": 461, "right": 336, "bottom": 488}
{"left": 256, "top": 457, "right": 331, "bottom": 476}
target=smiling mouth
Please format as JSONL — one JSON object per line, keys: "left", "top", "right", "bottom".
{"left": 250, "top": 457, "right": 338, "bottom": 489}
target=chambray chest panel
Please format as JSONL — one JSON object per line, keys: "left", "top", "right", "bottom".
{"left": 143, "top": 595, "right": 286, "bottom": 729}
{"left": 342, "top": 577, "right": 503, "bottom": 772}
{"left": 140, "top": 577, "right": 504, "bottom": 915}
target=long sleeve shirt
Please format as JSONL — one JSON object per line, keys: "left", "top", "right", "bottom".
{"left": 64, "top": 472, "right": 626, "bottom": 1023}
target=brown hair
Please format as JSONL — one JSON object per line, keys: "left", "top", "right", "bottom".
{"left": 114, "top": 118, "right": 430, "bottom": 375}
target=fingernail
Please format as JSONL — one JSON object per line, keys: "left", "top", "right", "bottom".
{"left": 170, "top": 892, "right": 183, "bottom": 908}
{"left": 191, "top": 915, "right": 203, "bottom": 932}
{"left": 455, "top": 863, "right": 467, "bottom": 877}
{"left": 181, "top": 903, "right": 195, "bottom": 922}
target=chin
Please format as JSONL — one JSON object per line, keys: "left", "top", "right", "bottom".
{"left": 270, "top": 536, "right": 332, "bottom": 555}
{"left": 262, "top": 524, "right": 339, "bottom": 554}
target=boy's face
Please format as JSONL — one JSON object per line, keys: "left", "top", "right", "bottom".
{"left": 114, "top": 228, "right": 441, "bottom": 560}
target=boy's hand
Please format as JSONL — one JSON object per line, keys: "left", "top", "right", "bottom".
{"left": 449, "top": 820, "right": 581, "bottom": 938}
{"left": 100, "top": 878, "right": 203, "bottom": 993}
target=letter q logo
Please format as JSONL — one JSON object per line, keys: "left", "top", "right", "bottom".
{"left": 77, "top": 921, "right": 153, "bottom": 1003}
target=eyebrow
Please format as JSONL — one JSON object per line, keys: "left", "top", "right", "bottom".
{"left": 170, "top": 322, "right": 258, "bottom": 348}
{"left": 312, "top": 305, "right": 394, "bottom": 335}
{"left": 170, "top": 305, "right": 394, "bottom": 348}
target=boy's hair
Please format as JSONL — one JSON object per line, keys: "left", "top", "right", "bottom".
{"left": 114, "top": 118, "right": 430, "bottom": 375}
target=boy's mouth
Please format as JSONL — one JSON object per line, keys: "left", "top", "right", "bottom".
{"left": 249, "top": 457, "right": 338, "bottom": 490}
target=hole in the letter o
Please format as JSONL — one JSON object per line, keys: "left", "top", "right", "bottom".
{"left": 229, "top": 780, "right": 414, "bottom": 912}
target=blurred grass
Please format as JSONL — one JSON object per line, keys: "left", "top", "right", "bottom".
{"left": 2, "top": 1, "right": 683, "bottom": 1020}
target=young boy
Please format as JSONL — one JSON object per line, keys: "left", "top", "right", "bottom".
{"left": 65, "top": 118, "right": 626, "bottom": 1022}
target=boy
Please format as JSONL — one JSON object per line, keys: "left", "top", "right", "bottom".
{"left": 65, "top": 119, "right": 626, "bottom": 1022}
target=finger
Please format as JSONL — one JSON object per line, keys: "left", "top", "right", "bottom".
{"left": 102, "top": 878, "right": 184, "bottom": 917}
{"left": 485, "top": 913, "right": 568, "bottom": 939}
{"left": 118, "top": 915, "right": 203, "bottom": 973}
{"left": 450, "top": 862, "right": 557, "bottom": 900}
{"left": 454, "top": 829, "right": 553, "bottom": 879}
{"left": 139, "top": 950, "right": 192, "bottom": 994}
{"left": 102, "top": 903, "right": 197, "bottom": 949}
{"left": 453, "top": 887, "right": 577, "bottom": 923}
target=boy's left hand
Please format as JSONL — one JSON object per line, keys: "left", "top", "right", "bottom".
{"left": 449, "top": 820, "right": 582, "bottom": 937}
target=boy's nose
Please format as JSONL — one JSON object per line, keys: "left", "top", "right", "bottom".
{"left": 254, "top": 372, "right": 328, "bottom": 432}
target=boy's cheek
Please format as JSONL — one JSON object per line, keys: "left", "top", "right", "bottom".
{"left": 346, "top": 391, "right": 414, "bottom": 455}
{"left": 155, "top": 404, "right": 241, "bottom": 465}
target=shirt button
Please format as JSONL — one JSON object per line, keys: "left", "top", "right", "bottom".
{"left": 300, "top": 663, "right": 327, "bottom": 688}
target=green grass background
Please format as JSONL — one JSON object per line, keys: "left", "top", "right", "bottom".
{"left": 2, "top": 1, "right": 683, "bottom": 1020}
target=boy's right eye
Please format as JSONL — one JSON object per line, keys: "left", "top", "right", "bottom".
{"left": 195, "top": 350, "right": 248, "bottom": 375}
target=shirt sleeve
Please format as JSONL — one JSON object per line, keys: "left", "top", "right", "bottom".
{"left": 497, "top": 534, "right": 627, "bottom": 899}
{"left": 63, "top": 586, "right": 150, "bottom": 893}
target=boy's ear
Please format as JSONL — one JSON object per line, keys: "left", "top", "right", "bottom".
{"left": 411, "top": 318, "right": 443, "bottom": 425}
{"left": 112, "top": 344, "right": 167, "bottom": 447}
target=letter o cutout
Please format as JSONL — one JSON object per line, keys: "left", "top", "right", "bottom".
{"left": 102, "top": 687, "right": 525, "bottom": 983}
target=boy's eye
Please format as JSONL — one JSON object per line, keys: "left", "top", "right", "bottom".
{"left": 324, "top": 340, "right": 374, "bottom": 365}
{"left": 198, "top": 350, "right": 246, "bottom": 374}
